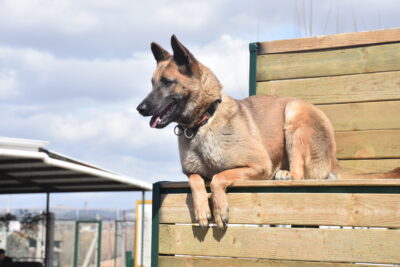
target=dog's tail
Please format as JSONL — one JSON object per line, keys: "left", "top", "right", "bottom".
{"left": 333, "top": 165, "right": 400, "bottom": 179}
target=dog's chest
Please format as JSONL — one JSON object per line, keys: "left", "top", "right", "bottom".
{"left": 179, "top": 127, "right": 230, "bottom": 178}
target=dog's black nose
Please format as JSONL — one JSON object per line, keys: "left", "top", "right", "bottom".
{"left": 137, "top": 101, "right": 150, "bottom": 116}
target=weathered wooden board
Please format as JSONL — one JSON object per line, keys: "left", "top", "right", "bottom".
{"left": 160, "top": 193, "right": 400, "bottom": 227}
{"left": 256, "top": 71, "right": 400, "bottom": 104}
{"left": 339, "top": 159, "right": 400, "bottom": 173}
{"left": 318, "top": 101, "right": 400, "bottom": 131}
{"left": 159, "top": 179, "right": 400, "bottom": 189}
{"left": 258, "top": 28, "right": 400, "bottom": 54}
{"left": 335, "top": 130, "right": 400, "bottom": 159}
{"left": 159, "top": 225, "right": 400, "bottom": 264}
{"left": 159, "top": 255, "right": 376, "bottom": 267}
{"left": 256, "top": 43, "right": 400, "bottom": 81}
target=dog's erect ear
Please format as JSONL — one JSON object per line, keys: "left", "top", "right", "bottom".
{"left": 171, "top": 35, "right": 200, "bottom": 76}
{"left": 151, "top": 42, "right": 171, "bottom": 63}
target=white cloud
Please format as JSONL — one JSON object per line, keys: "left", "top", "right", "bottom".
{"left": 0, "top": 0, "right": 399, "bottom": 59}
{"left": 193, "top": 35, "right": 249, "bottom": 99}
{"left": 0, "top": 70, "right": 20, "bottom": 99}
{"left": 0, "top": 0, "right": 99, "bottom": 34}
{"left": 0, "top": 45, "right": 155, "bottom": 102}
{"left": 155, "top": 1, "right": 215, "bottom": 30}
{"left": 0, "top": 0, "right": 293, "bottom": 58}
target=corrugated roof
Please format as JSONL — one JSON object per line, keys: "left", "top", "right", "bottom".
{"left": 0, "top": 137, "right": 152, "bottom": 193}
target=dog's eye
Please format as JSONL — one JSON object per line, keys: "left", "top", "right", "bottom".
{"left": 161, "top": 77, "right": 175, "bottom": 87}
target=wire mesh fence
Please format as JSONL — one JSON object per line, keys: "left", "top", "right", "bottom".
{"left": 0, "top": 211, "right": 136, "bottom": 267}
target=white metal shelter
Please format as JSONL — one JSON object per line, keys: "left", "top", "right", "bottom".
{"left": 0, "top": 137, "right": 151, "bottom": 193}
{"left": 0, "top": 137, "right": 152, "bottom": 267}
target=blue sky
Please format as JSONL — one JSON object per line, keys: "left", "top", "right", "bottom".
{"left": 0, "top": 0, "right": 399, "bottom": 210}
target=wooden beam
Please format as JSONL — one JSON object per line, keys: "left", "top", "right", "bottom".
{"left": 335, "top": 130, "right": 400, "bottom": 159}
{"left": 339, "top": 159, "right": 400, "bottom": 173}
{"left": 319, "top": 101, "right": 400, "bottom": 131}
{"left": 256, "top": 71, "right": 400, "bottom": 104}
{"left": 257, "top": 28, "right": 400, "bottom": 54}
{"left": 159, "top": 255, "right": 376, "bottom": 267}
{"left": 160, "top": 193, "right": 400, "bottom": 227}
{"left": 159, "top": 179, "right": 400, "bottom": 189}
{"left": 256, "top": 43, "right": 400, "bottom": 81}
{"left": 159, "top": 225, "right": 400, "bottom": 264}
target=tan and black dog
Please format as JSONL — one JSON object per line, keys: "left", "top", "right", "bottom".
{"left": 137, "top": 35, "right": 399, "bottom": 229}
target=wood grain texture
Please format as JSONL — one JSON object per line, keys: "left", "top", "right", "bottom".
{"left": 335, "top": 130, "right": 400, "bottom": 159}
{"left": 258, "top": 28, "right": 400, "bottom": 54}
{"left": 159, "top": 179, "right": 400, "bottom": 189}
{"left": 159, "top": 255, "right": 376, "bottom": 267}
{"left": 159, "top": 225, "right": 400, "bottom": 264}
{"left": 256, "top": 71, "right": 400, "bottom": 104}
{"left": 318, "top": 101, "right": 400, "bottom": 131}
{"left": 160, "top": 193, "right": 400, "bottom": 227}
{"left": 256, "top": 43, "right": 400, "bottom": 81}
{"left": 339, "top": 159, "right": 400, "bottom": 173}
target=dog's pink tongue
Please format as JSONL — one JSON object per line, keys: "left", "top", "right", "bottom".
{"left": 151, "top": 116, "right": 161, "bottom": 128}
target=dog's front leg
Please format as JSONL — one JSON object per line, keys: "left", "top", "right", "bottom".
{"left": 211, "top": 165, "right": 271, "bottom": 229}
{"left": 189, "top": 174, "right": 211, "bottom": 227}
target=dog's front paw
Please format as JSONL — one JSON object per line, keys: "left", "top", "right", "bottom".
{"left": 274, "top": 170, "right": 293, "bottom": 180}
{"left": 211, "top": 192, "right": 229, "bottom": 229}
{"left": 194, "top": 200, "right": 211, "bottom": 228}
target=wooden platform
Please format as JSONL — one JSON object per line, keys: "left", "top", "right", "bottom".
{"left": 152, "top": 180, "right": 400, "bottom": 267}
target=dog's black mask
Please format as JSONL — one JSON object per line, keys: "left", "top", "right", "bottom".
{"left": 137, "top": 93, "right": 185, "bottom": 128}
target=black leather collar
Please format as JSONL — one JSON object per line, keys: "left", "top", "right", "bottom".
{"left": 174, "top": 98, "right": 222, "bottom": 138}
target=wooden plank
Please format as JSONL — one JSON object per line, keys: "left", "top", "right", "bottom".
{"left": 256, "top": 71, "right": 400, "bottom": 104}
{"left": 231, "top": 179, "right": 400, "bottom": 187}
{"left": 160, "top": 193, "right": 400, "bottom": 227}
{"left": 159, "top": 255, "right": 376, "bottom": 267}
{"left": 258, "top": 28, "right": 400, "bottom": 54}
{"left": 339, "top": 159, "right": 400, "bottom": 173}
{"left": 159, "top": 225, "right": 400, "bottom": 264}
{"left": 319, "top": 101, "right": 400, "bottom": 131}
{"left": 335, "top": 130, "right": 400, "bottom": 159}
{"left": 159, "top": 179, "right": 400, "bottom": 189}
{"left": 256, "top": 43, "right": 400, "bottom": 81}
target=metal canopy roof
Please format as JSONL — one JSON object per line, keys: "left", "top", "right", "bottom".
{"left": 0, "top": 137, "right": 152, "bottom": 194}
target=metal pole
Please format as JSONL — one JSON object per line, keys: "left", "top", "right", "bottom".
{"left": 248, "top": 42, "right": 258, "bottom": 96}
{"left": 44, "top": 192, "right": 50, "bottom": 267}
{"left": 151, "top": 183, "right": 161, "bottom": 267}
{"left": 114, "top": 221, "right": 118, "bottom": 267}
{"left": 97, "top": 221, "right": 102, "bottom": 267}
{"left": 73, "top": 222, "right": 79, "bottom": 267}
{"left": 140, "top": 191, "right": 145, "bottom": 267}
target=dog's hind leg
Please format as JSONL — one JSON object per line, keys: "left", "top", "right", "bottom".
{"left": 274, "top": 100, "right": 308, "bottom": 180}
{"left": 285, "top": 128, "right": 307, "bottom": 180}
{"left": 274, "top": 126, "right": 308, "bottom": 180}
{"left": 278, "top": 100, "right": 335, "bottom": 180}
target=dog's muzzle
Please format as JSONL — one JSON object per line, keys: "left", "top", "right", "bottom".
{"left": 136, "top": 100, "right": 152, "bottom": 116}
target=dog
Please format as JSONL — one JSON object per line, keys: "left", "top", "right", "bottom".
{"left": 137, "top": 35, "right": 400, "bottom": 229}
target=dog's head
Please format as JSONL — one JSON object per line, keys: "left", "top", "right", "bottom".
{"left": 137, "top": 35, "right": 222, "bottom": 129}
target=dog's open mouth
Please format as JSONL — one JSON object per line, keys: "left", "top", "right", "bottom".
{"left": 150, "top": 102, "right": 178, "bottom": 128}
